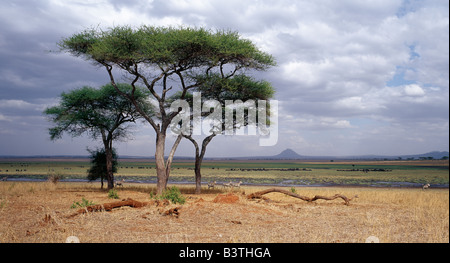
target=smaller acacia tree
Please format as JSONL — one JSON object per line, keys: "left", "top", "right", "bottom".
{"left": 87, "top": 148, "right": 118, "bottom": 189}
{"left": 169, "top": 74, "right": 275, "bottom": 194}
{"left": 44, "top": 83, "right": 151, "bottom": 189}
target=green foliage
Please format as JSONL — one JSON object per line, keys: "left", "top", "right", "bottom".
{"left": 290, "top": 187, "right": 297, "bottom": 194}
{"left": 87, "top": 148, "right": 118, "bottom": 182}
{"left": 195, "top": 73, "right": 274, "bottom": 101}
{"left": 71, "top": 198, "right": 96, "bottom": 209}
{"left": 159, "top": 186, "right": 186, "bottom": 204}
{"left": 59, "top": 28, "right": 99, "bottom": 57}
{"left": 59, "top": 26, "right": 276, "bottom": 135}
{"left": 59, "top": 26, "right": 276, "bottom": 71}
{"left": 44, "top": 83, "right": 152, "bottom": 189}
{"left": 44, "top": 83, "right": 151, "bottom": 141}
{"left": 108, "top": 189, "right": 119, "bottom": 199}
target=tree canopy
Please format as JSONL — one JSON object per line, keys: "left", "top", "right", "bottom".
{"left": 44, "top": 83, "right": 151, "bottom": 189}
{"left": 167, "top": 72, "right": 275, "bottom": 193}
{"left": 59, "top": 25, "right": 276, "bottom": 194}
{"left": 60, "top": 26, "right": 275, "bottom": 72}
{"left": 45, "top": 83, "right": 151, "bottom": 141}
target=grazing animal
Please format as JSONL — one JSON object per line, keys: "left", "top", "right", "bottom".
{"left": 115, "top": 178, "right": 125, "bottom": 187}
{"left": 207, "top": 181, "right": 217, "bottom": 189}
{"left": 231, "top": 181, "right": 243, "bottom": 188}
{"left": 422, "top": 183, "right": 430, "bottom": 190}
{"left": 222, "top": 181, "right": 232, "bottom": 188}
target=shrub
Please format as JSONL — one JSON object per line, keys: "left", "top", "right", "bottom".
{"left": 71, "top": 198, "right": 95, "bottom": 209}
{"left": 47, "top": 173, "right": 62, "bottom": 184}
{"left": 108, "top": 189, "right": 119, "bottom": 199}
{"left": 159, "top": 186, "right": 186, "bottom": 204}
{"left": 87, "top": 148, "right": 118, "bottom": 189}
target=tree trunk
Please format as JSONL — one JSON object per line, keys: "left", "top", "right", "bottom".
{"left": 154, "top": 130, "right": 184, "bottom": 195}
{"left": 194, "top": 157, "right": 202, "bottom": 194}
{"left": 186, "top": 134, "right": 216, "bottom": 194}
{"left": 103, "top": 137, "right": 114, "bottom": 190}
{"left": 155, "top": 132, "right": 167, "bottom": 195}
{"left": 164, "top": 134, "right": 183, "bottom": 188}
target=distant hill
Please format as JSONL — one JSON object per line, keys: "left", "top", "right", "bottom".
{"left": 397, "top": 151, "right": 449, "bottom": 160}
{"left": 228, "top": 149, "right": 449, "bottom": 160}
{"left": 272, "top": 149, "right": 304, "bottom": 159}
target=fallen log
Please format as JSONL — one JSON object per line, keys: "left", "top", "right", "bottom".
{"left": 67, "top": 198, "right": 150, "bottom": 218}
{"left": 89, "top": 198, "right": 148, "bottom": 212}
{"left": 247, "top": 188, "right": 357, "bottom": 205}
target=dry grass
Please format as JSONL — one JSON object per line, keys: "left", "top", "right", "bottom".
{"left": 0, "top": 181, "right": 448, "bottom": 243}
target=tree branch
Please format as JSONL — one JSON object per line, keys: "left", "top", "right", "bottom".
{"left": 247, "top": 188, "right": 358, "bottom": 206}
{"left": 105, "top": 64, "right": 159, "bottom": 132}
{"left": 183, "top": 134, "right": 200, "bottom": 158}
{"left": 200, "top": 134, "right": 216, "bottom": 160}
{"left": 165, "top": 134, "right": 183, "bottom": 179}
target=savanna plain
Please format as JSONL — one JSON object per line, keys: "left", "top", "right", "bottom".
{"left": 0, "top": 159, "right": 448, "bottom": 243}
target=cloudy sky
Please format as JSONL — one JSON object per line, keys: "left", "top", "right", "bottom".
{"left": 0, "top": 0, "right": 448, "bottom": 158}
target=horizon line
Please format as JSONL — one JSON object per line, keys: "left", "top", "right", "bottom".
{"left": 0, "top": 150, "right": 448, "bottom": 160}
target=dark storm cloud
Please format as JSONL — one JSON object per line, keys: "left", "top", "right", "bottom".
{"left": 0, "top": 0, "right": 448, "bottom": 156}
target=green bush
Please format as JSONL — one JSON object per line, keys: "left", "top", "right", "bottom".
{"left": 71, "top": 198, "right": 95, "bottom": 209}
{"left": 290, "top": 187, "right": 297, "bottom": 194}
{"left": 108, "top": 189, "right": 119, "bottom": 199}
{"left": 159, "top": 186, "right": 186, "bottom": 204}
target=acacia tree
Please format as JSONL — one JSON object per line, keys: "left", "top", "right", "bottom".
{"left": 59, "top": 26, "right": 275, "bottom": 194}
{"left": 170, "top": 74, "right": 275, "bottom": 194}
{"left": 44, "top": 83, "right": 150, "bottom": 189}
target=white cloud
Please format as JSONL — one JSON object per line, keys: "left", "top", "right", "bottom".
{"left": 0, "top": 113, "right": 10, "bottom": 122}
{"left": 404, "top": 84, "right": 425, "bottom": 97}
{"left": 0, "top": 99, "right": 49, "bottom": 112}
{"left": 281, "top": 113, "right": 354, "bottom": 130}
{"left": 0, "top": 70, "right": 35, "bottom": 88}
{"left": 0, "top": 99, "right": 36, "bottom": 109}
{"left": 335, "top": 97, "right": 373, "bottom": 112}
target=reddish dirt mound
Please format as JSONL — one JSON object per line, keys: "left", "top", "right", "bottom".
{"left": 213, "top": 193, "right": 239, "bottom": 204}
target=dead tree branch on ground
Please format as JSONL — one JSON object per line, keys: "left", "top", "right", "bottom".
{"left": 247, "top": 188, "right": 357, "bottom": 205}
{"left": 67, "top": 198, "right": 170, "bottom": 218}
